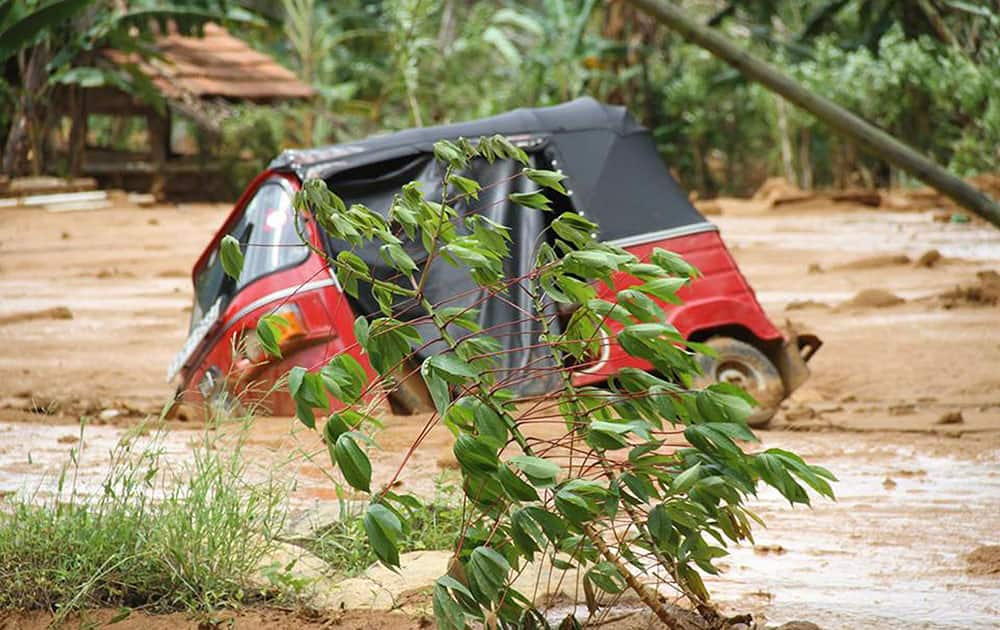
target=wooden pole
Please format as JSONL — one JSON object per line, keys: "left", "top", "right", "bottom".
{"left": 625, "top": 0, "right": 1000, "bottom": 228}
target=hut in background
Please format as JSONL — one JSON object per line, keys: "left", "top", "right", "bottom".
{"left": 64, "top": 23, "right": 313, "bottom": 199}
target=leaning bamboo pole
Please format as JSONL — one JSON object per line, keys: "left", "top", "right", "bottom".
{"left": 625, "top": 0, "right": 1000, "bottom": 228}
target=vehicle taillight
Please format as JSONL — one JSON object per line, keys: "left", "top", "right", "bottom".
{"left": 244, "top": 303, "right": 306, "bottom": 361}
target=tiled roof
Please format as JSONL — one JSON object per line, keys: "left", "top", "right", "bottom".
{"left": 103, "top": 23, "right": 314, "bottom": 102}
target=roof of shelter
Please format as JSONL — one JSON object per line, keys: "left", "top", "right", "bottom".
{"left": 102, "top": 23, "right": 315, "bottom": 104}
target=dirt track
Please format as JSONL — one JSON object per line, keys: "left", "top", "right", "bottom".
{"left": 1, "top": 197, "right": 999, "bottom": 628}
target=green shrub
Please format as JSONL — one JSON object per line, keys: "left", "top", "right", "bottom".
{"left": 0, "top": 420, "right": 289, "bottom": 616}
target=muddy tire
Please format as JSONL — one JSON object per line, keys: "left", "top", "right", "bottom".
{"left": 692, "top": 337, "right": 785, "bottom": 429}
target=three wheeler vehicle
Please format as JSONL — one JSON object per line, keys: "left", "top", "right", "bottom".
{"left": 169, "top": 98, "right": 819, "bottom": 427}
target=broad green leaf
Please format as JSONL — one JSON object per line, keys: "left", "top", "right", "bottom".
{"left": 421, "top": 356, "right": 452, "bottom": 414}
{"left": 671, "top": 463, "right": 703, "bottom": 494}
{"left": 647, "top": 503, "right": 673, "bottom": 544}
{"left": 637, "top": 277, "right": 687, "bottom": 304}
{"left": 428, "top": 353, "right": 479, "bottom": 382}
{"left": 509, "top": 191, "right": 552, "bottom": 212}
{"left": 453, "top": 434, "right": 499, "bottom": 474}
{"left": 433, "top": 139, "right": 468, "bottom": 169}
{"left": 651, "top": 248, "right": 700, "bottom": 279}
{"left": 617, "top": 289, "right": 663, "bottom": 323}
{"left": 220, "top": 234, "right": 243, "bottom": 280}
{"left": 364, "top": 503, "right": 402, "bottom": 567}
{"left": 256, "top": 314, "right": 285, "bottom": 358}
{"left": 508, "top": 455, "right": 560, "bottom": 487}
{"left": 334, "top": 433, "right": 372, "bottom": 492}
{"left": 467, "top": 546, "right": 511, "bottom": 603}
{"left": 0, "top": 0, "right": 93, "bottom": 62}
{"left": 294, "top": 399, "right": 315, "bottom": 430}
{"left": 497, "top": 464, "right": 539, "bottom": 502}
{"left": 448, "top": 174, "right": 481, "bottom": 199}
{"left": 522, "top": 168, "right": 567, "bottom": 194}
{"left": 379, "top": 242, "right": 418, "bottom": 275}
{"left": 551, "top": 212, "right": 597, "bottom": 247}
{"left": 585, "top": 562, "right": 626, "bottom": 594}
{"left": 287, "top": 366, "right": 307, "bottom": 399}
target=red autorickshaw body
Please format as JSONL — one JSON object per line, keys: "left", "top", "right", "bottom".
{"left": 170, "top": 99, "right": 814, "bottom": 418}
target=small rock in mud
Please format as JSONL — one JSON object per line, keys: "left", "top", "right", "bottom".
{"left": 832, "top": 254, "right": 910, "bottom": 270}
{"left": 754, "top": 544, "right": 786, "bottom": 555}
{"left": 889, "top": 403, "right": 916, "bottom": 416}
{"left": 831, "top": 189, "right": 882, "bottom": 207}
{"left": 939, "top": 270, "right": 1000, "bottom": 307}
{"left": 157, "top": 269, "right": 188, "bottom": 278}
{"left": 936, "top": 411, "right": 964, "bottom": 425}
{"left": 883, "top": 477, "right": 897, "bottom": 490}
{"left": 840, "top": 289, "right": 905, "bottom": 309}
{"left": 0, "top": 306, "right": 73, "bottom": 327}
{"left": 98, "top": 408, "right": 121, "bottom": 421}
{"left": 785, "top": 299, "right": 830, "bottom": 311}
{"left": 914, "top": 249, "right": 943, "bottom": 268}
{"left": 965, "top": 545, "right": 1000, "bottom": 576}
{"left": 96, "top": 268, "right": 136, "bottom": 279}
{"left": 56, "top": 434, "right": 79, "bottom": 444}
{"left": 784, "top": 405, "right": 817, "bottom": 422}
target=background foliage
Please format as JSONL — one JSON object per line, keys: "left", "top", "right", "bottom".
{"left": 1, "top": 0, "right": 997, "bottom": 194}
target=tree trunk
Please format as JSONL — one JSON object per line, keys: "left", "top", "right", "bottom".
{"left": 2, "top": 45, "right": 49, "bottom": 176}
{"left": 798, "top": 128, "right": 812, "bottom": 190}
{"left": 775, "top": 96, "right": 796, "bottom": 184}
{"left": 624, "top": 0, "right": 1000, "bottom": 227}
{"left": 147, "top": 111, "right": 170, "bottom": 200}
{"left": 68, "top": 87, "right": 88, "bottom": 178}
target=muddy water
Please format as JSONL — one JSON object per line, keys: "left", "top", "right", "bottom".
{"left": 718, "top": 210, "right": 1000, "bottom": 261}
{"left": 4, "top": 421, "right": 998, "bottom": 628}
{"left": 709, "top": 432, "right": 1000, "bottom": 629}
{"left": 0, "top": 420, "right": 332, "bottom": 507}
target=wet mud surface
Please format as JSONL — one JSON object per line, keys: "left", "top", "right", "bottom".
{"left": 1, "top": 199, "right": 999, "bottom": 627}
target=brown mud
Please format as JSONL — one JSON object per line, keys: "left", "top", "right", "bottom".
{"left": 2, "top": 198, "right": 1000, "bottom": 628}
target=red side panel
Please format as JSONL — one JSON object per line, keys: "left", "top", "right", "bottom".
{"left": 178, "top": 172, "right": 374, "bottom": 416}
{"left": 572, "top": 229, "right": 782, "bottom": 386}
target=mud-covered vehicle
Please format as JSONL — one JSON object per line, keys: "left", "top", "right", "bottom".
{"left": 169, "top": 98, "right": 819, "bottom": 427}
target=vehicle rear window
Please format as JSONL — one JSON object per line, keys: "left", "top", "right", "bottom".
{"left": 190, "top": 181, "right": 307, "bottom": 328}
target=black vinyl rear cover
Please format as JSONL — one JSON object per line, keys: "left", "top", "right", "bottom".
{"left": 306, "top": 99, "right": 708, "bottom": 394}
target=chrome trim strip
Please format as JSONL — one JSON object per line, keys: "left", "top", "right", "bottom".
{"left": 223, "top": 277, "right": 339, "bottom": 336}
{"left": 577, "top": 328, "right": 612, "bottom": 376}
{"left": 604, "top": 222, "right": 718, "bottom": 249}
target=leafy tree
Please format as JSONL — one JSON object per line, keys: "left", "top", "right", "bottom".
{"left": 224, "top": 136, "right": 836, "bottom": 627}
{"left": 0, "top": 0, "right": 264, "bottom": 175}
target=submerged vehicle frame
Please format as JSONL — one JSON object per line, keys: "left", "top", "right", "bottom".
{"left": 170, "top": 98, "right": 819, "bottom": 427}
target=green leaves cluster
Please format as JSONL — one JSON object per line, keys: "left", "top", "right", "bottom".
{"left": 278, "top": 137, "right": 834, "bottom": 628}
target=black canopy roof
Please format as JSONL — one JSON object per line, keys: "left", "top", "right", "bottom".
{"left": 269, "top": 97, "right": 708, "bottom": 243}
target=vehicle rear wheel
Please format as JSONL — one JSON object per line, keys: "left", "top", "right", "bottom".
{"left": 691, "top": 337, "right": 785, "bottom": 429}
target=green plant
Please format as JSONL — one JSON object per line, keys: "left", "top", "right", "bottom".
{"left": 302, "top": 474, "right": 465, "bottom": 578}
{"left": 225, "top": 136, "right": 836, "bottom": 628}
{"left": 0, "top": 416, "right": 290, "bottom": 616}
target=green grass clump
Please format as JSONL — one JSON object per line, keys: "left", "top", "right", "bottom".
{"left": 0, "top": 420, "right": 289, "bottom": 617}
{"left": 304, "top": 476, "right": 464, "bottom": 577}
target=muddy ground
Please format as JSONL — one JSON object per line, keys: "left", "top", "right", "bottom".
{"left": 1, "top": 197, "right": 999, "bottom": 628}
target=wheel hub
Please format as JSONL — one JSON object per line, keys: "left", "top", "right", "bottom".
{"left": 716, "top": 360, "right": 761, "bottom": 392}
